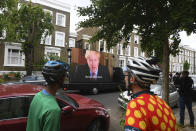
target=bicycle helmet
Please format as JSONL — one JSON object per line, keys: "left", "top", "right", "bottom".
{"left": 123, "top": 57, "right": 160, "bottom": 87}
{"left": 42, "top": 60, "right": 69, "bottom": 84}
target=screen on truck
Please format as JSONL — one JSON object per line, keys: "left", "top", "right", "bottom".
{"left": 69, "top": 48, "right": 113, "bottom": 83}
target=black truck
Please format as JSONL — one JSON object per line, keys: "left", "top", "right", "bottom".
{"left": 66, "top": 67, "right": 125, "bottom": 94}
{"left": 64, "top": 48, "right": 125, "bottom": 94}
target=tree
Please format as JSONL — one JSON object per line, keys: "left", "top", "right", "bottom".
{"left": 10, "top": 1, "right": 54, "bottom": 76}
{"left": 183, "top": 60, "right": 190, "bottom": 71}
{"left": 0, "top": 0, "right": 18, "bottom": 40}
{"left": 78, "top": 0, "right": 196, "bottom": 103}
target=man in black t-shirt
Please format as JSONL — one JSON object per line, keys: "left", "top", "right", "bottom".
{"left": 178, "top": 71, "right": 195, "bottom": 129}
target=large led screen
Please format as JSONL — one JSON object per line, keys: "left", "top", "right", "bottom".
{"left": 69, "top": 48, "right": 113, "bottom": 83}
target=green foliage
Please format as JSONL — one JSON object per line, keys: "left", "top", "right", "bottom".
{"left": 7, "top": 1, "right": 54, "bottom": 75}
{"left": 183, "top": 60, "right": 190, "bottom": 71}
{"left": 14, "top": 72, "right": 21, "bottom": 79}
{"left": 3, "top": 73, "right": 9, "bottom": 80}
{"left": 78, "top": 0, "right": 196, "bottom": 58}
{"left": 1, "top": 1, "right": 54, "bottom": 75}
{"left": 120, "top": 111, "right": 125, "bottom": 131}
{"left": 0, "top": 78, "right": 4, "bottom": 84}
{"left": 0, "top": 0, "right": 18, "bottom": 9}
{"left": 0, "top": 0, "right": 18, "bottom": 41}
{"left": 14, "top": 2, "right": 54, "bottom": 46}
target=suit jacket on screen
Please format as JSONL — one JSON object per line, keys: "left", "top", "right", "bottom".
{"left": 73, "top": 64, "right": 111, "bottom": 83}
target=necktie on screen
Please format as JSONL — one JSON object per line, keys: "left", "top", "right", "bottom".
{"left": 92, "top": 72, "right": 95, "bottom": 79}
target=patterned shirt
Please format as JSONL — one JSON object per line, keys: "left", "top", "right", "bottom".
{"left": 124, "top": 91, "right": 177, "bottom": 131}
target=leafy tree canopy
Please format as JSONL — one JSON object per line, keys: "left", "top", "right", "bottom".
{"left": 6, "top": 1, "right": 54, "bottom": 75}
{"left": 10, "top": 2, "right": 54, "bottom": 47}
{"left": 0, "top": 0, "right": 18, "bottom": 39}
{"left": 78, "top": 0, "right": 196, "bottom": 58}
{"left": 78, "top": 0, "right": 196, "bottom": 103}
{"left": 0, "top": 0, "right": 17, "bottom": 9}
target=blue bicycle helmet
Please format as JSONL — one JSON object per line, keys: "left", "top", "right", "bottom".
{"left": 42, "top": 60, "right": 69, "bottom": 84}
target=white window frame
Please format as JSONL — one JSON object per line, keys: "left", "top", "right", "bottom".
{"left": 56, "top": 13, "right": 66, "bottom": 27}
{"left": 134, "top": 47, "right": 138, "bottom": 57}
{"left": 126, "top": 45, "right": 131, "bottom": 56}
{"left": 4, "top": 43, "right": 25, "bottom": 67}
{"left": 117, "top": 44, "right": 123, "bottom": 55}
{"left": 44, "top": 46, "right": 61, "bottom": 59}
{"left": 118, "top": 56, "right": 126, "bottom": 67}
{"left": 173, "top": 56, "right": 175, "bottom": 63}
{"left": 179, "top": 55, "right": 182, "bottom": 63}
{"left": 84, "top": 42, "right": 90, "bottom": 50}
{"left": 152, "top": 50, "right": 155, "bottom": 56}
{"left": 99, "top": 40, "right": 106, "bottom": 52}
{"left": 141, "top": 52, "right": 145, "bottom": 57}
{"left": 69, "top": 38, "right": 75, "bottom": 48}
{"left": 55, "top": 31, "right": 65, "bottom": 47}
{"left": 134, "top": 35, "right": 139, "bottom": 44}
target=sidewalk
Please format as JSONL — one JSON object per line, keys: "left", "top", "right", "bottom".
{"left": 173, "top": 103, "right": 196, "bottom": 131}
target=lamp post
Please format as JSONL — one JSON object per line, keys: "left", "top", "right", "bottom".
{"left": 67, "top": 48, "right": 72, "bottom": 65}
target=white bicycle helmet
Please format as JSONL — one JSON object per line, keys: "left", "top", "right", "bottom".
{"left": 123, "top": 56, "right": 160, "bottom": 86}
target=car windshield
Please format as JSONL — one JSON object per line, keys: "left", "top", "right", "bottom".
{"left": 56, "top": 91, "right": 79, "bottom": 109}
{"left": 150, "top": 84, "right": 162, "bottom": 96}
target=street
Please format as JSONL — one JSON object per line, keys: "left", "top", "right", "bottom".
{"left": 85, "top": 90, "right": 196, "bottom": 131}
{"left": 86, "top": 90, "right": 123, "bottom": 131}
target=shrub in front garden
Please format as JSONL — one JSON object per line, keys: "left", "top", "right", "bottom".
{"left": 14, "top": 72, "right": 21, "bottom": 79}
{"left": 0, "top": 78, "right": 4, "bottom": 84}
{"left": 3, "top": 73, "right": 9, "bottom": 80}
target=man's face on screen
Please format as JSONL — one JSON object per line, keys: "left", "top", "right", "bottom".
{"left": 87, "top": 53, "right": 99, "bottom": 73}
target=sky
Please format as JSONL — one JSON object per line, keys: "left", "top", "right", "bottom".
{"left": 61, "top": 0, "right": 196, "bottom": 50}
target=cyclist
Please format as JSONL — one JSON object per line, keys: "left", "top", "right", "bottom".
{"left": 26, "top": 60, "right": 69, "bottom": 131}
{"left": 123, "top": 57, "right": 177, "bottom": 131}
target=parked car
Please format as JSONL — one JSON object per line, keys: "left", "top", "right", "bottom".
{"left": 189, "top": 75, "right": 196, "bottom": 100}
{"left": 4, "top": 75, "right": 47, "bottom": 85}
{"left": 3, "top": 75, "right": 46, "bottom": 86}
{"left": 0, "top": 84, "right": 110, "bottom": 131}
{"left": 19, "top": 75, "right": 46, "bottom": 85}
{"left": 118, "top": 83, "right": 179, "bottom": 109}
